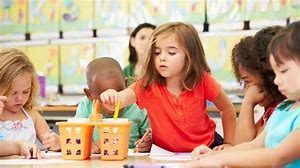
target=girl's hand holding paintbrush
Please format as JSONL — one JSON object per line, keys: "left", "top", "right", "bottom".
{"left": 134, "top": 128, "right": 152, "bottom": 153}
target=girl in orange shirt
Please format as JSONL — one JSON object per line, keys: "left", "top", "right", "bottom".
{"left": 100, "top": 22, "right": 236, "bottom": 152}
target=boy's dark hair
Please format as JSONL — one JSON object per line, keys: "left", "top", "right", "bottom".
{"left": 128, "top": 23, "right": 156, "bottom": 64}
{"left": 268, "top": 21, "right": 300, "bottom": 64}
{"left": 86, "top": 57, "right": 124, "bottom": 85}
{"left": 231, "top": 26, "right": 285, "bottom": 103}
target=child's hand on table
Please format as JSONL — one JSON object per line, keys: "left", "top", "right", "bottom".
{"left": 191, "top": 144, "right": 214, "bottom": 160}
{"left": 42, "top": 131, "right": 60, "bottom": 151}
{"left": 19, "top": 142, "right": 41, "bottom": 159}
{"left": 184, "top": 154, "right": 224, "bottom": 167}
{"left": 213, "top": 143, "right": 233, "bottom": 151}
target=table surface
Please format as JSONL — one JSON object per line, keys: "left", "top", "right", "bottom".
{"left": 0, "top": 154, "right": 185, "bottom": 168}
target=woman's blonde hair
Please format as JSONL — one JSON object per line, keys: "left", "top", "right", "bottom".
{"left": 0, "top": 48, "right": 39, "bottom": 111}
{"left": 140, "top": 22, "right": 210, "bottom": 90}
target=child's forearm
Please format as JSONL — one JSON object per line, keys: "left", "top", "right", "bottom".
{"left": 0, "top": 141, "right": 21, "bottom": 156}
{"left": 218, "top": 148, "right": 285, "bottom": 167}
{"left": 220, "top": 141, "right": 256, "bottom": 152}
{"left": 220, "top": 108, "right": 236, "bottom": 144}
{"left": 119, "top": 88, "right": 137, "bottom": 108}
{"left": 235, "top": 103, "right": 256, "bottom": 144}
{"left": 221, "top": 130, "right": 265, "bottom": 153}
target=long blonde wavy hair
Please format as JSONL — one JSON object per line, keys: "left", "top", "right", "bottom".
{"left": 0, "top": 48, "right": 39, "bottom": 111}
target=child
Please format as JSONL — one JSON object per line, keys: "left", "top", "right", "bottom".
{"left": 188, "top": 21, "right": 300, "bottom": 167}
{"left": 100, "top": 22, "right": 236, "bottom": 152}
{"left": 75, "top": 57, "right": 150, "bottom": 153}
{"left": 0, "top": 95, "right": 40, "bottom": 158}
{"left": 123, "top": 23, "right": 156, "bottom": 86}
{"left": 0, "top": 48, "right": 60, "bottom": 155}
{"left": 231, "top": 26, "right": 285, "bottom": 145}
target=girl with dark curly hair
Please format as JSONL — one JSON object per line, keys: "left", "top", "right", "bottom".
{"left": 187, "top": 21, "right": 300, "bottom": 168}
{"left": 231, "top": 26, "right": 285, "bottom": 145}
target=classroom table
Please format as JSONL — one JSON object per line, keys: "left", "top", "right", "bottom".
{"left": 0, "top": 154, "right": 185, "bottom": 168}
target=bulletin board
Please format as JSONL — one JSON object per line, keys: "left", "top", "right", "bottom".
{"left": 129, "top": 0, "right": 169, "bottom": 27}
{"left": 93, "top": 0, "right": 129, "bottom": 29}
{"left": 207, "top": 0, "right": 245, "bottom": 24}
{"left": 288, "top": 0, "right": 300, "bottom": 22}
{"left": 60, "top": 0, "right": 93, "bottom": 31}
{"left": 95, "top": 36, "right": 129, "bottom": 69}
{"left": 60, "top": 43, "right": 95, "bottom": 91}
{"left": 168, "top": 0, "right": 204, "bottom": 24}
{"left": 28, "top": 0, "right": 59, "bottom": 33}
{"left": 26, "top": 45, "right": 59, "bottom": 86}
{"left": 0, "top": 0, "right": 27, "bottom": 34}
{"left": 201, "top": 33, "right": 244, "bottom": 88}
{"left": 246, "top": 0, "right": 287, "bottom": 21}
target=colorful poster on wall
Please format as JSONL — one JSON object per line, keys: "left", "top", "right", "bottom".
{"left": 207, "top": 0, "right": 245, "bottom": 24}
{"left": 129, "top": 0, "right": 169, "bottom": 27}
{"left": 95, "top": 36, "right": 129, "bottom": 69}
{"left": 169, "top": 0, "right": 204, "bottom": 25}
{"left": 94, "top": 0, "right": 129, "bottom": 29}
{"left": 60, "top": 44, "right": 94, "bottom": 93}
{"left": 28, "top": 0, "right": 59, "bottom": 33}
{"left": 200, "top": 33, "right": 244, "bottom": 89}
{"left": 60, "top": 0, "right": 93, "bottom": 31}
{"left": 246, "top": 0, "right": 287, "bottom": 21}
{"left": 26, "top": 45, "right": 59, "bottom": 86}
{"left": 0, "top": 0, "right": 27, "bottom": 34}
{"left": 288, "top": 0, "right": 300, "bottom": 22}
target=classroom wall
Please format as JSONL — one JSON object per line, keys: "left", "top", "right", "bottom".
{"left": 0, "top": 0, "right": 299, "bottom": 94}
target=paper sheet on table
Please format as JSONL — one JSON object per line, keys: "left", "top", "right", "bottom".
{"left": 149, "top": 144, "right": 192, "bottom": 161}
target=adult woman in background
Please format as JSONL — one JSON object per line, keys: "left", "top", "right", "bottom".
{"left": 123, "top": 23, "right": 156, "bottom": 86}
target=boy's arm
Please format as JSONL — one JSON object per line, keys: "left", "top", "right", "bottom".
{"left": 213, "top": 90, "right": 236, "bottom": 145}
